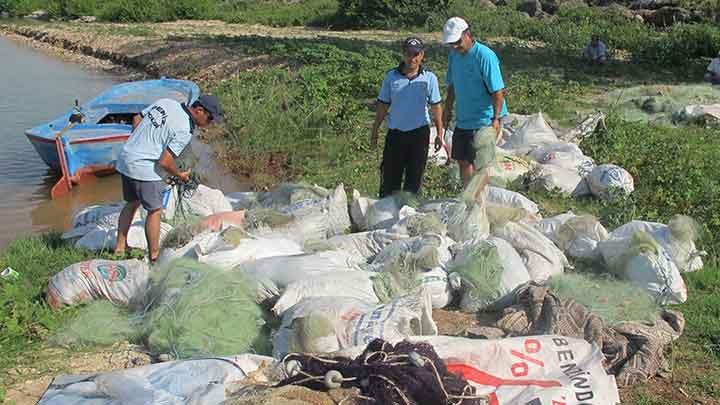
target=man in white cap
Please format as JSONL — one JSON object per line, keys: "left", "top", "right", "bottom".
{"left": 705, "top": 50, "right": 720, "bottom": 85}
{"left": 442, "top": 16, "right": 508, "bottom": 186}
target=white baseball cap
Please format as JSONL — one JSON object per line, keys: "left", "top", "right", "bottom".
{"left": 443, "top": 17, "right": 469, "bottom": 44}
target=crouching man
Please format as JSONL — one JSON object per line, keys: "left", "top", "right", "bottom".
{"left": 114, "top": 95, "right": 223, "bottom": 263}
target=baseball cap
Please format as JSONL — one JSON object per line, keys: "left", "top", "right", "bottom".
{"left": 196, "top": 94, "right": 223, "bottom": 123}
{"left": 443, "top": 17, "right": 469, "bottom": 44}
{"left": 403, "top": 37, "right": 424, "bottom": 54}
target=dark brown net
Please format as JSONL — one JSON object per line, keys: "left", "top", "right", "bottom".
{"left": 278, "top": 339, "right": 486, "bottom": 405}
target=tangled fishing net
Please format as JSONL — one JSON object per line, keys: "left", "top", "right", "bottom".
{"left": 143, "top": 260, "right": 271, "bottom": 358}
{"left": 52, "top": 260, "right": 271, "bottom": 359}
{"left": 51, "top": 301, "right": 142, "bottom": 347}
{"left": 257, "top": 183, "right": 330, "bottom": 208}
{"left": 548, "top": 273, "right": 660, "bottom": 325}
{"left": 399, "top": 213, "right": 446, "bottom": 237}
{"left": 279, "top": 338, "right": 485, "bottom": 405}
{"left": 448, "top": 240, "right": 505, "bottom": 312}
{"left": 446, "top": 174, "right": 490, "bottom": 242}
{"left": 598, "top": 84, "right": 720, "bottom": 125}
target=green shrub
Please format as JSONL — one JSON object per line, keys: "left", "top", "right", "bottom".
{"left": 1, "top": 0, "right": 46, "bottom": 16}
{"left": 223, "top": 0, "right": 338, "bottom": 27}
{"left": 100, "top": 0, "right": 168, "bottom": 22}
{"left": 49, "top": 0, "right": 102, "bottom": 18}
{"left": 637, "top": 23, "right": 720, "bottom": 65}
{"left": 337, "top": 0, "right": 452, "bottom": 28}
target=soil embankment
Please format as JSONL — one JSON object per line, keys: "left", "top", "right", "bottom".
{"left": 0, "top": 20, "right": 436, "bottom": 87}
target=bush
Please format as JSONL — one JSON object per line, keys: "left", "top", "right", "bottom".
{"left": 223, "top": 0, "right": 338, "bottom": 27}
{"left": 337, "top": 0, "right": 452, "bottom": 28}
{"left": 101, "top": 0, "right": 168, "bottom": 22}
{"left": 637, "top": 23, "right": 720, "bottom": 65}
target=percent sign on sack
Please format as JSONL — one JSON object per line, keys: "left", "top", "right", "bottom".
{"left": 510, "top": 339, "right": 544, "bottom": 377}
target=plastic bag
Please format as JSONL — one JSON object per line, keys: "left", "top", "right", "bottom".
{"left": 486, "top": 186, "right": 539, "bottom": 215}
{"left": 500, "top": 112, "right": 559, "bottom": 153}
{"left": 196, "top": 228, "right": 303, "bottom": 270}
{"left": 273, "top": 292, "right": 437, "bottom": 358}
{"left": 325, "top": 230, "right": 408, "bottom": 262}
{"left": 164, "top": 184, "right": 233, "bottom": 222}
{"left": 236, "top": 250, "right": 363, "bottom": 302}
{"left": 449, "top": 237, "right": 530, "bottom": 312}
{"left": 586, "top": 164, "right": 634, "bottom": 201}
{"left": 350, "top": 189, "right": 377, "bottom": 231}
{"left": 272, "top": 271, "right": 378, "bottom": 315}
{"left": 492, "top": 221, "right": 568, "bottom": 282}
{"left": 47, "top": 259, "right": 149, "bottom": 309}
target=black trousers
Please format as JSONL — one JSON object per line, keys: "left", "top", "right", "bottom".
{"left": 379, "top": 125, "right": 430, "bottom": 198}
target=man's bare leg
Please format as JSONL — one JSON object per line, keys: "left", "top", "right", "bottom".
{"left": 145, "top": 208, "right": 163, "bottom": 262}
{"left": 115, "top": 201, "right": 140, "bottom": 255}
{"left": 458, "top": 160, "right": 475, "bottom": 187}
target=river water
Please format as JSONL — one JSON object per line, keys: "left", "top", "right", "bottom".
{"left": 0, "top": 36, "right": 245, "bottom": 250}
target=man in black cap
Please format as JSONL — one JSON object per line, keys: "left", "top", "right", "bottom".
{"left": 114, "top": 95, "right": 223, "bottom": 263}
{"left": 371, "top": 37, "right": 444, "bottom": 197}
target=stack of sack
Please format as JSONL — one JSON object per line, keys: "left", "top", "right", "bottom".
{"left": 500, "top": 112, "right": 634, "bottom": 200}
{"left": 45, "top": 163, "right": 704, "bottom": 401}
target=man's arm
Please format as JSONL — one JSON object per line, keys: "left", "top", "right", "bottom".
{"left": 131, "top": 114, "right": 142, "bottom": 130}
{"left": 443, "top": 85, "right": 455, "bottom": 128}
{"left": 490, "top": 89, "right": 505, "bottom": 137}
{"left": 431, "top": 103, "right": 444, "bottom": 152}
{"left": 371, "top": 102, "right": 389, "bottom": 147}
{"left": 158, "top": 149, "right": 190, "bottom": 182}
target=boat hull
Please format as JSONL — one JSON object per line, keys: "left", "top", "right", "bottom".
{"left": 24, "top": 78, "right": 200, "bottom": 175}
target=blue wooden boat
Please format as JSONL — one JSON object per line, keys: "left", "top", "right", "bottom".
{"left": 24, "top": 78, "right": 199, "bottom": 197}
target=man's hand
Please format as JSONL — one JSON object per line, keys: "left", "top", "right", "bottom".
{"left": 492, "top": 118, "right": 504, "bottom": 145}
{"left": 442, "top": 109, "right": 452, "bottom": 129}
{"left": 434, "top": 135, "right": 444, "bottom": 153}
{"left": 370, "top": 129, "right": 379, "bottom": 148}
{"left": 178, "top": 170, "right": 191, "bottom": 183}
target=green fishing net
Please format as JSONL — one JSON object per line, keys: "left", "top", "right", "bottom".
{"left": 52, "top": 260, "right": 272, "bottom": 359}
{"left": 400, "top": 213, "right": 446, "bottom": 237}
{"left": 371, "top": 247, "right": 437, "bottom": 303}
{"left": 143, "top": 259, "right": 271, "bottom": 359}
{"left": 161, "top": 220, "right": 207, "bottom": 249}
{"left": 597, "top": 84, "right": 720, "bottom": 125}
{"left": 448, "top": 240, "right": 504, "bottom": 312}
{"left": 548, "top": 273, "right": 661, "bottom": 325}
{"left": 258, "top": 183, "right": 329, "bottom": 208}
{"left": 51, "top": 301, "right": 143, "bottom": 347}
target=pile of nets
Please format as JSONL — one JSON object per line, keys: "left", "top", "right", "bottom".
{"left": 279, "top": 338, "right": 485, "bottom": 405}
{"left": 598, "top": 85, "right": 720, "bottom": 125}
{"left": 548, "top": 272, "right": 661, "bottom": 325}
{"left": 52, "top": 259, "right": 272, "bottom": 359}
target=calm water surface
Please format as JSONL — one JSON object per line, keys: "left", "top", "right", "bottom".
{"left": 0, "top": 36, "right": 123, "bottom": 249}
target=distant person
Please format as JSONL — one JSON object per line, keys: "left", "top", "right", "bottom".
{"left": 114, "top": 95, "right": 223, "bottom": 264}
{"left": 704, "top": 51, "right": 720, "bottom": 85}
{"left": 442, "top": 16, "right": 508, "bottom": 186}
{"left": 371, "top": 37, "right": 444, "bottom": 198}
{"left": 583, "top": 34, "right": 607, "bottom": 65}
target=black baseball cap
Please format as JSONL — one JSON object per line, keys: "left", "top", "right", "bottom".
{"left": 403, "top": 37, "right": 424, "bottom": 54}
{"left": 195, "top": 94, "right": 224, "bottom": 123}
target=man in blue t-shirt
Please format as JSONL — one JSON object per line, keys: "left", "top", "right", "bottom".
{"left": 442, "top": 17, "right": 508, "bottom": 186}
{"left": 371, "top": 37, "right": 444, "bottom": 197}
{"left": 114, "top": 95, "right": 223, "bottom": 263}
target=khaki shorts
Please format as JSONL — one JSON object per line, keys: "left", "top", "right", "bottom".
{"left": 451, "top": 126, "right": 498, "bottom": 170}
